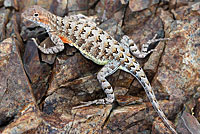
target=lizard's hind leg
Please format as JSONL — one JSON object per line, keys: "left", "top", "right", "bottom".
{"left": 121, "top": 34, "right": 170, "bottom": 58}
{"left": 73, "top": 60, "right": 120, "bottom": 109}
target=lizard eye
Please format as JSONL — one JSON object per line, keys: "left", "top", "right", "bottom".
{"left": 34, "top": 13, "right": 39, "bottom": 17}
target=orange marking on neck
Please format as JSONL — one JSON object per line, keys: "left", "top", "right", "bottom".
{"left": 39, "top": 17, "right": 49, "bottom": 25}
{"left": 39, "top": 19, "right": 48, "bottom": 25}
{"left": 59, "top": 35, "right": 73, "bottom": 44}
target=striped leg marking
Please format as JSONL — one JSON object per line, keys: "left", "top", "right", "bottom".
{"left": 32, "top": 32, "right": 65, "bottom": 54}
{"left": 121, "top": 34, "right": 170, "bottom": 58}
{"left": 73, "top": 61, "right": 120, "bottom": 109}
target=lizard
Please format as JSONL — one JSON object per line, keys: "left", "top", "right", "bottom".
{"left": 22, "top": 5, "right": 177, "bottom": 134}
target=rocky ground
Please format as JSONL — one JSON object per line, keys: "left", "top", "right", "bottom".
{"left": 0, "top": 0, "right": 200, "bottom": 134}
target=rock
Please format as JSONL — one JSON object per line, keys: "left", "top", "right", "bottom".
{"left": 0, "top": 8, "right": 10, "bottom": 42}
{"left": 47, "top": 53, "right": 100, "bottom": 95}
{"left": 120, "top": 0, "right": 129, "bottom": 4}
{"left": 23, "top": 39, "right": 51, "bottom": 102}
{"left": 95, "top": 0, "right": 123, "bottom": 21}
{"left": 39, "top": 37, "right": 57, "bottom": 64}
{"left": 1, "top": 1, "right": 199, "bottom": 133}
{"left": 152, "top": 117, "right": 172, "bottom": 134}
{"left": 4, "top": 0, "right": 18, "bottom": 10}
{"left": 129, "top": 0, "right": 159, "bottom": 12}
{"left": 0, "top": 0, "right": 4, "bottom": 7}
{"left": 49, "top": 0, "right": 68, "bottom": 16}
{"left": 0, "top": 38, "right": 34, "bottom": 126}
{"left": 103, "top": 104, "right": 150, "bottom": 133}
{"left": 176, "top": 111, "right": 200, "bottom": 134}
{"left": 6, "top": 13, "right": 23, "bottom": 44}
{"left": 2, "top": 103, "right": 42, "bottom": 134}
{"left": 68, "top": 0, "right": 90, "bottom": 15}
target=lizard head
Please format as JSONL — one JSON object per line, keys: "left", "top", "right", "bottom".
{"left": 22, "top": 5, "right": 51, "bottom": 28}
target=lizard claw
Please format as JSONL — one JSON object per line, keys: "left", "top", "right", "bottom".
{"left": 72, "top": 100, "right": 97, "bottom": 109}
{"left": 72, "top": 98, "right": 107, "bottom": 109}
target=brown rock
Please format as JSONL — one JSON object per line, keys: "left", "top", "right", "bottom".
{"left": 49, "top": 0, "right": 68, "bottom": 16}
{"left": 40, "top": 105, "right": 112, "bottom": 133}
{"left": 99, "top": 18, "right": 124, "bottom": 41}
{"left": 123, "top": 15, "right": 164, "bottom": 45}
{"left": 152, "top": 117, "right": 172, "bottom": 134}
{"left": 176, "top": 111, "right": 200, "bottom": 134}
{"left": 6, "top": 13, "right": 23, "bottom": 44}
{"left": 195, "top": 97, "right": 200, "bottom": 121}
{"left": 68, "top": 0, "right": 90, "bottom": 15}
{"left": 19, "top": 0, "right": 53, "bottom": 12}
{"left": 1, "top": 2, "right": 198, "bottom": 133}
{"left": 95, "top": 0, "right": 123, "bottom": 21}
{"left": 0, "top": 38, "right": 34, "bottom": 126}
{"left": 40, "top": 37, "right": 57, "bottom": 64}
{"left": 129, "top": 0, "right": 160, "bottom": 12}
{"left": 47, "top": 53, "right": 100, "bottom": 95}
{"left": 103, "top": 104, "right": 149, "bottom": 133}
{"left": 2, "top": 103, "right": 42, "bottom": 134}
{"left": 191, "top": 2, "right": 200, "bottom": 15}
{"left": 4, "top": 0, "right": 18, "bottom": 10}
{"left": 0, "top": 8, "right": 10, "bottom": 42}
{"left": 0, "top": 0, "right": 3, "bottom": 7}
{"left": 23, "top": 39, "right": 51, "bottom": 102}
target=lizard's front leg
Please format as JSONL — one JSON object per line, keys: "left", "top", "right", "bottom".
{"left": 73, "top": 60, "right": 120, "bottom": 109}
{"left": 121, "top": 34, "right": 169, "bottom": 58}
{"left": 32, "top": 32, "right": 65, "bottom": 54}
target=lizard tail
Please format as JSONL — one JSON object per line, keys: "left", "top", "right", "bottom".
{"left": 130, "top": 68, "right": 177, "bottom": 134}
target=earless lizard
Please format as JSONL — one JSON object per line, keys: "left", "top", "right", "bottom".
{"left": 22, "top": 5, "right": 177, "bottom": 134}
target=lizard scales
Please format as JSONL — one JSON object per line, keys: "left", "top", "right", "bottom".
{"left": 22, "top": 5, "right": 177, "bottom": 134}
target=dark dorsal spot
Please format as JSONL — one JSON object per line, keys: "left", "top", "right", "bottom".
{"left": 119, "top": 53, "right": 124, "bottom": 58}
{"left": 77, "top": 22, "right": 83, "bottom": 25}
{"left": 112, "top": 47, "right": 118, "bottom": 54}
{"left": 84, "top": 23, "right": 90, "bottom": 27}
{"left": 61, "top": 20, "right": 65, "bottom": 27}
{"left": 99, "top": 30, "right": 105, "bottom": 35}
{"left": 92, "top": 46, "right": 101, "bottom": 57}
{"left": 91, "top": 26, "right": 98, "bottom": 30}
{"left": 129, "top": 63, "right": 135, "bottom": 68}
{"left": 96, "top": 36, "right": 102, "bottom": 43}
{"left": 70, "top": 35, "right": 77, "bottom": 42}
{"left": 104, "top": 42, "right": 110, "bottom": 49}
{"left": 114, "top": 41, "right": 119, "bottom": 46}
{"left": 73, "top": 26, "right": 78, "bottom": 32}
{"left": 80, "top": 28, "right": 86, "bottom": 35}
{"left": 87, "top": 31, "right": 94, "bottom": 37}
{"left": 124, "top": 58, "right": 129, "bottom": 63}
{"left": 121, "top": 47, "right": 125, "bottom": 52}
{"left": 129, "top": 42, "right": 135, "bottom": 47}
{"left": 77, "top": 38, "right": 86, "bottom": 47}
{"left": 67, "top": 23, "right": 72, "bottom": 29}
{"left": 107, "top": 86, "right": 112, "bottom": 89}
{"left": 107, "top": 36, "right": 112, "bottom": 40}
{"left": 83, "top": 42, "right": 93, "bottom": 52}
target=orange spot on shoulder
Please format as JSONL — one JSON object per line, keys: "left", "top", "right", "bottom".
{"left": 59, "top": 35, "right": 73, "bottom": 44}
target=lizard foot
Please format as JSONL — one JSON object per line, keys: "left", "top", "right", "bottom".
{"left": 72, "top": 99, "right": 107, "bottom": 109}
